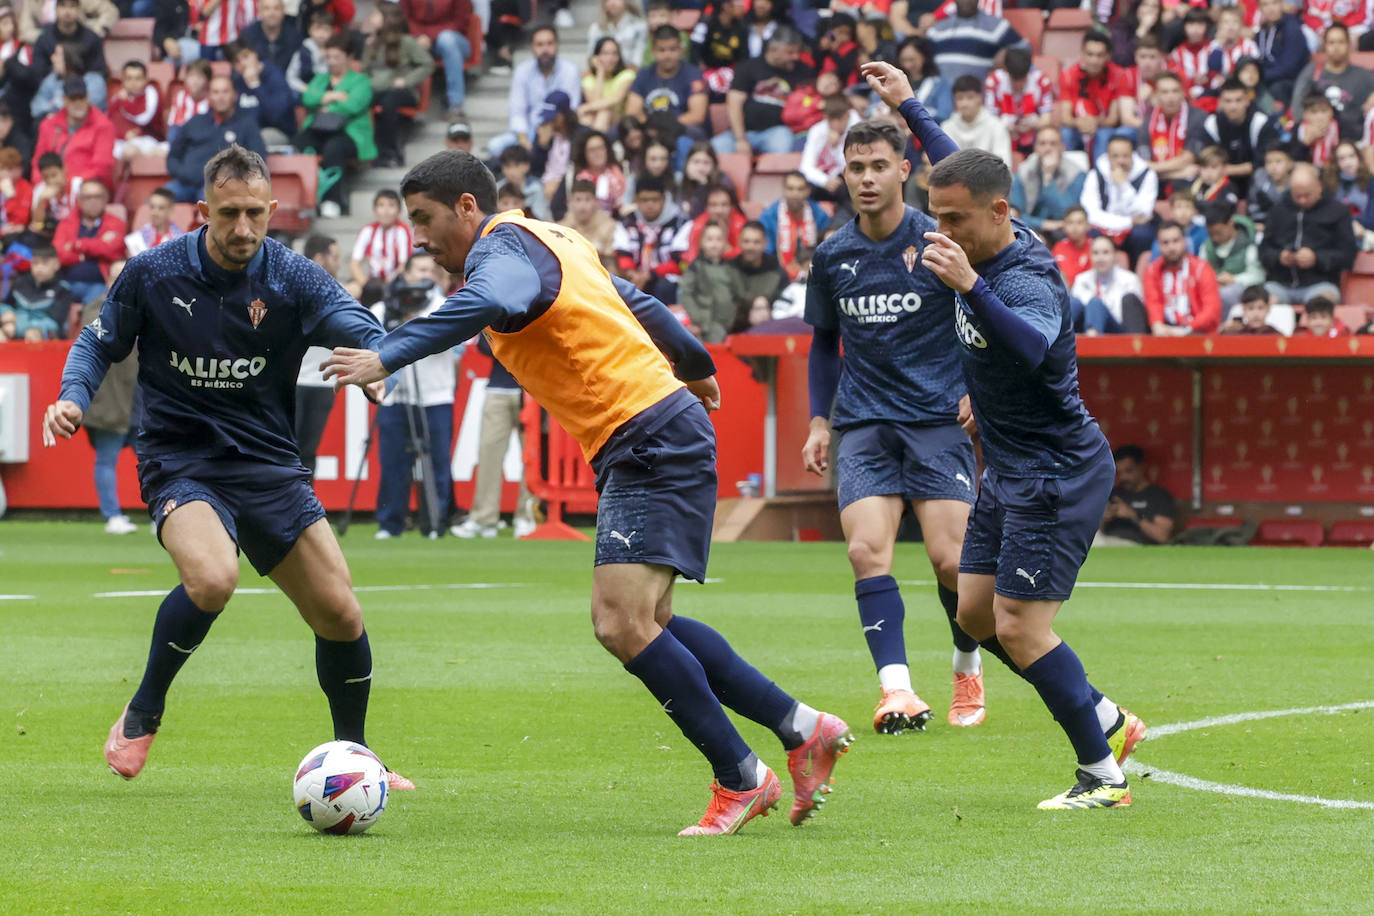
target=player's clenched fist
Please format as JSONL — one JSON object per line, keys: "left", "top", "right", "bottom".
{"left": 921, "top": 231, "right": 978, "bottom": 294}
{"left": 685, "top": 375, "right": 721, "bottom": 412}
{"left": 802, "top": 418, "right": 831, "bottom": 476}
{"left": 41, "top": 400, "right": 83, "bottom": 447}
{"left": 860, "top": 60, "right": 915, "bottom": 111}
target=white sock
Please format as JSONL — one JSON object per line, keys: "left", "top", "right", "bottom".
{"left": 877, "top": 664, "right": 913, "bottom": 693}
{"left": 952, "top": 648, "right": 982, "bottom": 676}
{"left": 1080, "top": 753, "right": 1124, "bottom": 785}
{"left": 754, "top": 757, "right": 771, "bottom": 786}
{"left": 782, "top": 702, "right": 821, "bottom": 745}
{"left": 1096, "top": 696, "right": 1121, "bottom": 733}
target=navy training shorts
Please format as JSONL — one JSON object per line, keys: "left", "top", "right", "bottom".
{"left": 835, "top": 421, "right": 977, "bottom": 511}
{"left": 139, "top": 455, "right": 326, "bottom": 576}
{"left": 593, "top": 401, "right": 716, "bottom": 583}
{"left": 958, "top": 445, "right": 1115, "bottom": 602}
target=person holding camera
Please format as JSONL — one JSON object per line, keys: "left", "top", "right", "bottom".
{"left": 372, "top": 253, "right": 458, "bottom": 539}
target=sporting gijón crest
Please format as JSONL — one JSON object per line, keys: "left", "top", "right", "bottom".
{"left": 903, "top": 245, "right": 918, "bottom": 273}
{"left": 247, "top": 299, "right": 267, "bottom": 329}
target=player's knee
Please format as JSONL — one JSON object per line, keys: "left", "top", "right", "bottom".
{"left": 929, "top": 552, "right": 960, "bottom": 588}
{"left": 956, "top": 604, "right": 993, "bottom": 642}
{"left": 846, "top": 538, "right": 892, "bottom": 578}
{"left": 590, "top": 601, "right": 655, "bottom": 662}
{"left": 184, "top": 566, "right": 237, "bottom": 612}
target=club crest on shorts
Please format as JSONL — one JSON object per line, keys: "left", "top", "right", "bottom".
{"left": 903, "top": 245, "right": 918, "bottom": 273}
{"left": 248, "top": 299, "right": 267, "bottom": 329}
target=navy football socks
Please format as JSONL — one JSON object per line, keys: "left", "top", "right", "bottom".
{"left": 1022, "top": 642, "right": 1113, "bottom": 766}
{"left": 625, "top": 629, "right": 758, "bottom": 791}
{"left": 128, "top": 585, "right": 219, "bottom": 732}
{"left": 316, "top": 631, "right": 372, "bottom": 745}
{"left": 939, "top": 584, "right": 980, "bottom": 653}
{"left": 855, "top": 575, "right": 907, "bottom": 670}
{"left": 666, "top": 616, "right": 803, "bottom": 749}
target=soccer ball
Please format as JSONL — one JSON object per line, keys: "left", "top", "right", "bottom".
{"left": 292, "top": 740, "right": 389, "bottom": 835}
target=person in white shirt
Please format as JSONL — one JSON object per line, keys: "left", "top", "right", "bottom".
{"left": 1069, "top": 235, "right": 1149, "bottom": 335}
{"left": 372, "top": 253, "right": 458, "bottom": 539}
{"left": 939, "top": 74, "right": 1012, "bottom": 167}
{"left": 1081, "top": 134, "right": 1161, "bottom": 263}
{"left": 800, "top": 94, "right": 860, "bottom": 203}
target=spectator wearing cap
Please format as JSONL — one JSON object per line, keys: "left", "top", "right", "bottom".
{"left": 17, "top": 0, "right": 114, "bottom": 43}
{"left": 53, "top": 177, "right": 124, "bottom": 305}
{"left": 399, "top": 0, "right": 474, "bottom": 121}
{"left": 1010, "top": 127, "right": 1085, "bottom": 244}
{"left": 297, "top": 33, "right": 374, "bottom": 218}
{"left": 1199, "top": 200, "right": 1265, "bottom": 311}
{"left": 924, "top": 0, "right": 1026, "bottom": 85}
{"left": 941, "top": 74, "right": 1012, "bottom": 167}
{"left": 625, "top": 24, "right": 708, "bottom": 166}
{"left": 240, "top": 0, "right": 302, "bottom": 73}
{"left": 361, "top": 3, "right": 435, "bottom": 168}
{"left": 1143, "top": 220, "right": 1222, "bottom": 336}
{"left": 713, "top": 26, "right": 814, "bottom": 155}
{"left": 30, "top": 77, "right": 114, "bottom": 189}
{"left": 530, "top": 89, "right": 579, "bottom": 214}
{"left": 1290, "top": 23, "right": 1374, "bottom": 143}
{"left": 1261, "top": 163, "right": 1358, "bottom": 306}
{"left": 759, "top": 170, "right": 828, "bottom": 281}
{"left": 488, "top": 25, "right": 582, "bottom": 157}
{"left": 445, "top": 120, "right": 473, "bottom": 151}
{"left": 166, "top": 75, "right": 266, "bottom": 203}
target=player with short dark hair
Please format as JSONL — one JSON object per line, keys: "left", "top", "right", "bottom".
{"left": 802, "top": 82, "right": 988, "bottom": 733}
{"left": 41, "top": 145, "right": 415, "bottom": 791}
{"left": 323, "top": 149, "right": 853, "bottom": 836}
{"left": 865, "top": 60, "right": 1145, "bottom": 810}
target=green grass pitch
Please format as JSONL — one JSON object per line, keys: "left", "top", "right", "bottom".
{"left": 3, "top": 522, "right": 1373, "bottom": 914}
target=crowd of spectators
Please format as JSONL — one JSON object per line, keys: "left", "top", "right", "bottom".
{"left": 7, "top": 0, "right": 1374, "bottom": 345}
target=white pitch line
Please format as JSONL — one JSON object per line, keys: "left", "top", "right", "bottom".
{"left": 1125, "top": 761, "right": 1374, "bottom": 811}
{"left": 1128, "top": 701, "right": 1374, "bottom": 810}
{"left": 897, "top": 579, "right": 1368, "bottom": 592}
{"left": 0, "top": 594, "right": 36, "bottom": 600}
{"left": 93, "top": 583, "right": 526, "bottom": 598}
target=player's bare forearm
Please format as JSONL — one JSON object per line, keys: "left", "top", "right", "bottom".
{"left": 803, "top": 417, "right": 831, "bottom": 475}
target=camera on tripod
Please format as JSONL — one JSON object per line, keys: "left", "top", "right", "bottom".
{"left": 383, "top": 281, "right": 434, "bottom": 330}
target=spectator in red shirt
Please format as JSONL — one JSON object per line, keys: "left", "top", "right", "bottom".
{"left": 1051, "top": 206, "right": 1092, "bottom": 286}
{"left": 107, "top": 60, "right": 166, "bottom": 161}
{"left": 1301, "top": 296, "right": 1350, "bottom": 337}
{"left": 0, "top": 145, "right": 32, "bottom": 246}
{"left": 1143, "top": 220, "right": 1223, "bottom": 335}
{"left": 1057, "top": 31, "right": 1131, "bottom": 161}
{"left": 30, "top": 77, "right": 115, "bottom": 189}
{"left": 685, "top": 183, "right": 746, "bottom": 262}
{"left": 1119, "top": 35, "right": 1167, "bottom": 131}
{"left": 53, "top": 177, "right": 125, "bottom": 305}
{"left": 399, "top": 0, "right": 473, "bottom": 119}
{"left": 984, "top": 47, "right": 1055, "bottom": 156}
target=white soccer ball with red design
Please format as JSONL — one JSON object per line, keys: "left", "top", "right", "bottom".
{"left": 292, "top": 740, "right": 389, "bottom": 834}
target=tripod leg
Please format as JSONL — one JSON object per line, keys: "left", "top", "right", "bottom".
{"left": 340, "top": 397, "right": 383, "bottom": 536}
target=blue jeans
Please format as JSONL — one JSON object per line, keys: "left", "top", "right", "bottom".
{"left": 710, "top": 125, "right": 800, "bottom": 155}
{"left": 376, "top": 402, "right": 455, "bottom": 535}
{"left": 1265, "top": 280, "right": 1342, "bottom": 306}
{"left": 88, "top": 426, "right": 133, "bottom": 520}
{"left": 433, "top": 30, "right": 471, "bottom": 109}
{"left": 1071, "top": 294, "right": 1148, "bottom": 334}
{"left": 66, "top": 279, "right": 107, "bottom": 305}
{"left": 164, "top": 177, "right": 201, "bottom": 203}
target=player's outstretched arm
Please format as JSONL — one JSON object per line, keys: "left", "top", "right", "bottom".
{"left": 860, "top": 61, "right": 960, "bottom": 165}
{"left": 921, "top": 231, "right": 1050, "bottom": 369}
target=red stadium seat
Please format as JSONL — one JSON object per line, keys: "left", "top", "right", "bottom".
{"left": 671, "top": 8, "right": 702, "bottom": 30}
{"left": 105, "top": 37, "right": 154, "bottom": 74}
{"left": 266, "top": 154, "right": 319, "bottom": 235}
{"left": 1328, "top": 520, "right": 1374, "bottom": 547}
{"left": 741, "top": 198, "right": 764, "bottom": 220}
{"left": 749, "top": 156, "right": 799, "bottom": 205}
{"left": 715, "top": 151, "right": 752, "bottom": 195}
{"left": 105, "top": 203, "right": 128, "bottom": 224}
{"left": 1005, "top": 8, "right": 1044, "bottom": 53}
{"left": 1335, "top": 304, "right": 1370, "bottom": 330}
{"left": 1033, "top": 54, "right": 1060, "bottom": 86}
{"left": 1340, "top": 273, "right": 1374, "bottom": 306}
{"left": 1046, "top": 7, "right": 1093, "bottom": 29}
{"left": 209, "top": 60, "right": 232, "bottom": 80}
{"left": 1041, "top": 28, "right": 1088, "bottom": 62}
{"left": 708, "top": 102, "right": 731, "bottom": 137}
{"left": 1250, "top": 519, "right": 1325, "bottom": 547}
{"left": 119, "top": 153, "right": 171, "bottom": 210}
{"left": 1184, "top": 516, "right": 1245, "bottom": 530}
{"left": 1351, "top": 50, "right": 1374, "bottom": 71}
{"left": 464, "top": 12, "right": 484, "bottom": 71}
{"left": 147, "top": 60, "right": 175, "bottom": 92}
{"left": 1353, "top": 251, "right": 1374, "bottom": 275}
